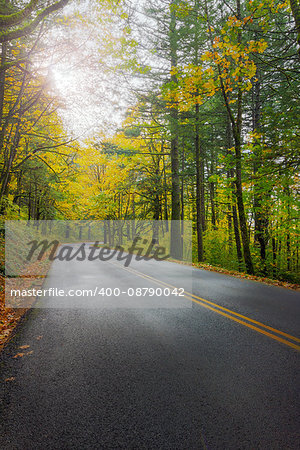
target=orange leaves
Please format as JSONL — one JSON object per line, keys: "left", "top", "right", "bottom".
{"left": 0, "top": 277, "right": 28, "bottom": 351}
{"left": 247, "top": 39, "right": 268, "bottom": 54}
{"left": 226, "top": 14, "right": 254, "bottom": 28}
{"left": 13, "top": 349, "right": 33, "bottom": 358}
{"left": 226, "top": 15, "right": 244, "bottom": 28}
{"left": 203, "top": 14, "right": 266, "bottom": 99}
{"left": 13, "top": 353, "right": 25, "bottom": 359}
{"left": 203, "top": 79, "right": 217, "bottom": 96}
{"left": 202, "top": 51, "right": 214, "bottom": 62}
{"left": 164, "top": 41, "right": 260, "bottom": 110}
{"left": 212, "top": 36, "right": 220, "bottom": 48}
{"left": 275, "top": 1, "right": 288, "bottom": 11}
{"left": 246, "top": 0, "right": 288, "bottom": 30}
{"left": 161, "top": 4, "right": 268, "bottom": 115}
{"left": 256, "top": 40, "right": 268, "bottom": 54}
{"left": 163, "top": 62, "right": 219, "bottom": 112}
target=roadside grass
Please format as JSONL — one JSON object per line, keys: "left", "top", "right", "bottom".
{"left": 193, "top": 262, "right": 300, "bottom": 291}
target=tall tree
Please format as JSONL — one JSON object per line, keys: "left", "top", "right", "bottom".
{"left": 169, "top": 0, "right": 182, "bottom": 259}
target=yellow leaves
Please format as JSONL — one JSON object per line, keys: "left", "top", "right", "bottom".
{"left": 226, "top": 83, "right": 234, "bottom": 94}
{"left": 247, "top": 40, "right": 256, "bottom": 52}
{"left": 249, "top": 131, "right": 262, "bottom": 141}
{"left": 248, "top": 61, "right": 257, "bottom": 78}
{"left": 201, "top": 21, "right": 266, "bottom": 99}
{"left": 226, "top": 15, "right": 244, "bottom": 28}
{"left": 170, "top": 2, "right": 192, "bottom": 18}
{"left": 206, "top": 67, "right": 214, "bottom": 77}
{"left": 58, "top": 134, "right": 140, "bottom": 219}
{"left": 231, "top": 68, "right": 240, "bottom": 79}
{"left": 247, "top": 0, "right": 285, "bottom": 29}
{"left": 227, "top": 15, "right": 236, "bottom": 26}
{"left": 165, "top": 40, "right": 261, "bottom": 109}
{"left": 276, "top": 0, "right": 288, "bottom": 11}
{"left": 247, "top": 39, "right": 267, "bottom": 54}
{"left": 212, "top": 37, "right": 221, "bottom": 49}
{"left": 257, "top": 40, "right": 268, "bottom": 53}
{"left": 245, "top": 80, "right": 253, "bottom": 91}
{"left": 202, "top": 52, "right": 213, "bottom": 63}
{"left": 163, "top": 62, "right": 219, "bottom": 111}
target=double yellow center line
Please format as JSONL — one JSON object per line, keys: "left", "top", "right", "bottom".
{"left": 110, "top": 262, "right": 300, "bottom": 351}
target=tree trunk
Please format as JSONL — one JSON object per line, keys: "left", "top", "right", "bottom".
{"left": 234, "top": 125, "right": 254, "bottom": 274}
{"left": 289, "top": 0, "right": 300, "bottom": 57}
{"left": 181, "top": 143, "right": 185, "bottom": 247}
{"left": 152, "top": 162, "right": 161, "bottom": 245}
{"left": 272, "top": 236, "right": 277, "bottom": 278}
{"left": 0, "top": 42, "right": 7, "bottom": 131}
{"left": 162, "top": 153, "right": 169, "bottom": 232}
{"left": 209, "top": 179, "right": 216, "bottom": 229}
{"left": 226, "top": 119, "right": 243, "bottom": 269}
{"left": 195, "top": 103, "right": 204, "bottom": 261}
{"left": 169, "top": 0, "right": 182, "bottom": 259}
{"left": 252, "top": 65, "right": 268, "bottom": 273}
{"left": 230, "top": 0, "right": 254, "bottom": 274}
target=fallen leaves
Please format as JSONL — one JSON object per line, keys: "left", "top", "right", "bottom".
{"left": 13, "top": 350, "right": 33, "bottom": 359}
{"left": 0, "top": 269, "right": 46, "bottom": 351}
{"left": 0, "top": 275, "right": 27, "bottom": 352}
{"left": 5, "top": 377, "right": 16, "bottom": 382}
{"left": 0, "top": 231, "right": 51, "bottom": 351}
{"left": 19, "top": 345, "right": 30, "bottom": 350}
{"left": 193, "top": 263, "right": 300, "bottom": 290}
{"left": 13, "top": 353, "right": 25, "bottom": 359}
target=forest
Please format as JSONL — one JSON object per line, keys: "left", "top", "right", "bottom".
{"left": 0, "top": 0, "right": 299, "bottom": 284}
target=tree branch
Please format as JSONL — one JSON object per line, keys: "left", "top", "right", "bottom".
{"left": 0, "top": 0, "right": 70, "bottom": 44}
{"left": 0, "top": 0, "right": 39, "bottom": 28}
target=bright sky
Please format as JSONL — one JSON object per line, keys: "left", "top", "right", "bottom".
{"left": 41, "top": 0, "right": 132, "bottom": 140}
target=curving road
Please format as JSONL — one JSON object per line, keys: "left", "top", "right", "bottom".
{"left": 0, "top": 248, "right": 299, "bottom": 449}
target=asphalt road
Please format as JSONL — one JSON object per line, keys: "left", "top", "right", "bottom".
{"left": 0, "top": 248, "right": 299, "bottom": 449}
